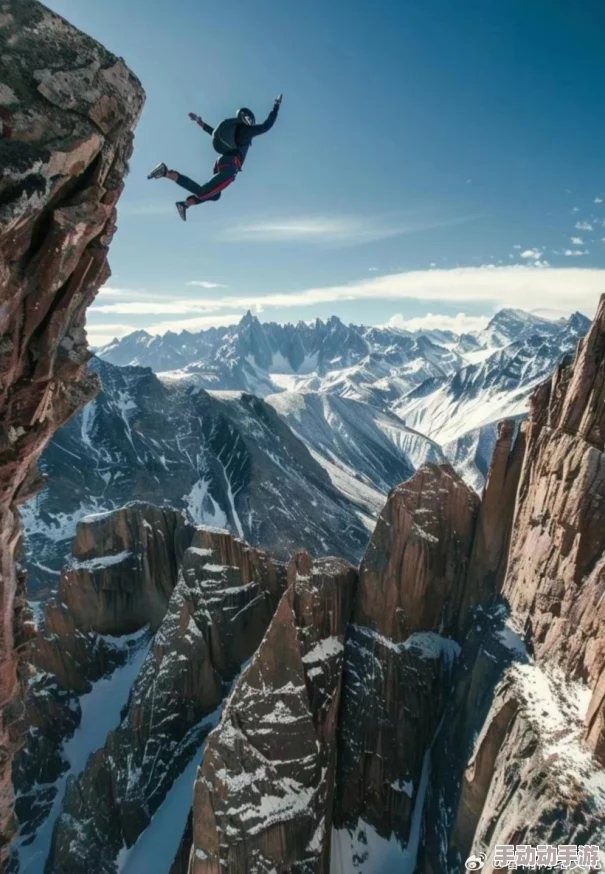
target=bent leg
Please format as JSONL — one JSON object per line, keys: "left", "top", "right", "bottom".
{"left": 173, "top": 169, "right": 236, "bottom": 205}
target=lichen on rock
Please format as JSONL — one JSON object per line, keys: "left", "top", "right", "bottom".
{"left": 0, "top": 0, "right": 144, "bottom": 856}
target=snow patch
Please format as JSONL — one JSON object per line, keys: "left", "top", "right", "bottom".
{"left": 302, "top": 636, "right": 344, "bottom": 664}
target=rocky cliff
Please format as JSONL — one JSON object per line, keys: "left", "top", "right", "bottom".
{"left": 13, "top": 504, "right": 187, "bottom": 863}
{"left": 176, "top": 298, "right": 605, "bottom": 874}
{"left": 190, "top": 552, "right": 357, "bottom": 873}
{"left": 44, "top": 526, "right": 288, "bottom": 874}
{"left": 0, "top": 0, "right": 144, "bottom": 857}
{"left": 11, "top": 291, "right": 605, "bottom": 871}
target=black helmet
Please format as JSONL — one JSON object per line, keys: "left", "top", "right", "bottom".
{"left": 237, "top": 107, "right": 256, "bottom": 126}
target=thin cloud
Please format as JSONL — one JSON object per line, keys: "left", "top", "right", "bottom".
{"left": 595, "top": 197, "right": 603, "bottom": 204}
{"left": 571, "top": 237, "right": 584, "bottom": 245}
{"left": 218, "top": 211, "right": 480, "bottom": 247}
{"left": 93, "top": 267, "right": 605, "bottom": 330}
{"left": 186, "top": 280, "right": 230, "bottom": 289}
{"left": 84, "top": 322, "right": 136, "bottom": 347}
{"left": 520, "top": 248, "right": 543, "bottom": 260}
{"left": 564, "top": 249, "right": 589, "bottom": 257}
{"left": 575, "top": 221, "right": 594, "bottom": 232}
{"left": 387, "top": 312, "right": 490, "bottom": 334}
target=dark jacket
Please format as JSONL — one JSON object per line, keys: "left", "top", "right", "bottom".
{"left": 201, "top": 103, "right": 280, "bottom": 167}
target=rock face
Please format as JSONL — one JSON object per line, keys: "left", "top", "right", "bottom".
{"left": 45, "top": 526, "right": 288, "bottom": 874}
{"left": 0, "top": 0, "right": 144, "bottom": 856}
{"left": 501, "top": 300, "right": 605, "bottom": 762}
{"left": 334, "top": 464, "right": 478, "bottom": 849}
{"left": 12, "top": 504, "right": 188, "bottom": 863}
{"left": 177, "top": 299, "right": 605, "bottom": 874}
{"left": 190, "top": 552, "right": 357, "bottom": 874}
{"left": 34, "top": 503, "right": 193, "bottom": 692}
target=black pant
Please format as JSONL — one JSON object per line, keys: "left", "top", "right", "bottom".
{"left": 174, "top": 155, "right": 241, "bottom": 205}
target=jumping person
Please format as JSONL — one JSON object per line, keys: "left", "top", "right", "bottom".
{"left": 147, "top": 95, "right": 283, "bottom": 221}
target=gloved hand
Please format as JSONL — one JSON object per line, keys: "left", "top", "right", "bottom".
{"left": 275, "top": 94, "right": 283, "bottom": 106}
{"left": 188, "top": 112, "right": 202, "bottom": 123}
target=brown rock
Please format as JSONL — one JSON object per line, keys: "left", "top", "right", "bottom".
{"left": 190, "top": 552, "right": 357, "bottom": 874}
{"left": 458, "top": 419, "right": 526, "bottom": 633}
{"left": 502, "top": 294, "right": 605, "bottom": 761}
{"left": 46, "top": 529, "right": 288, "bottom": 873}
{"left": 356, "top": 463, "right": 480, "bottom": 641}
{"left": 59, "top": 503, "right": 194, "bottom": 635}
{"left": 0, "top": 0, "right": 144, "bottom": 854}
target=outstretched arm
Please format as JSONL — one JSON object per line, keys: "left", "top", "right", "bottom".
{"left": 247, "top": 94, "right": 282, "bottom": 139}
{"left": 189, "top": 112, "right": 214, "bottom": 135}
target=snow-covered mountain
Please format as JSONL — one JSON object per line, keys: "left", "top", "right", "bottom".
{"left": 24, "top": 308, "right": 589, "bottom": 594}
{"left": 97, "top": 311, "right": 465, "bottom": 397}
{"left": 95, "top": 308, "right": 590, "bottom": 492}
{"left": 21, "top": 359, "right": 439, "bottom": 597}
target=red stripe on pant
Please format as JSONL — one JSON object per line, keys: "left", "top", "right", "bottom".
{"left": 191, "top": 174, "right": 236, "bottom": 204}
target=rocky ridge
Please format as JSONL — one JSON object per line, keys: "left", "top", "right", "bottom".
{"left": 11, "top": 298, "right": 605, "bottom": 873}
{"left": 0, "top": 0, "right": 144, "bottom": 857}
{"left": 182, "top": 297, "right": 605, "bottom": 874}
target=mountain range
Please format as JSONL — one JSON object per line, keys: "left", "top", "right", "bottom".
{"left": 4, "top": 9, "right": 605, "bottom": 874}
{"left": 20, "top": 307, "right": 589, "bottom": 598}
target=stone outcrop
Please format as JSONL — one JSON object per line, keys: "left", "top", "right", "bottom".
{"left": 12, "top": 504, "right": 188, "bottom": 861}
{"left": 46, "top": 526, "right": 288, "bottom": 874}
{"left": 0, "top": 0, "right": 144, "bottom": 856}
{"left": 422, "top": 608, "right": 605, "bottom": 874}
{"left": 501, "top": 297, "right": 605, "bottom": 761}
{"left": 457, "top": 419, "right": 525, "bottom": 633}
{"left": 335, "top": 464, "right": 479, "bottom": 846}
{"left": 190, "top": 552, "right": 357, "bottom": 874}
{"left": 179, "top": 298, "right": 605, "bottom": 874}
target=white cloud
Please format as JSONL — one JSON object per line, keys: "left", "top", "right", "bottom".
{"left": 218, "top": 211, "right": 479, "bottom": 247}
{"left": 84, "top": 322, "right": 136, "bottom": 347}
{"left": 186, "top": 280, "right": 229, "bottom": 289}
{"left": 520, "top": 248, "right": 543, "bottom": 260}
{"left": 595, "top": 197, "right": 603, "bottom": 204}
{"left": 575, "top": 221, "right": 594, "bottom": 231}
{"left": 387, "top": 312, "right": 490, "bottom": 334}
{"left": 564, "top": 249, "right": 589, "bottom": 257}
{"left": 571, "top": 236, "right": 584, "bottom": 245}
{"left": 145, "top": 313, "right": 246, "bottom": 334}
{"left": 93, "top": 267, "right": 605, "bottom": 333}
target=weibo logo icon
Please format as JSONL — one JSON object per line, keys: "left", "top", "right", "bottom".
{"left": 465, "top": 853, "right": 487, "bottom": 871}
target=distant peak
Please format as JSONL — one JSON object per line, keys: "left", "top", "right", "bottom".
{"left": 240, "top": 310, "right": 261, "bottom": 327}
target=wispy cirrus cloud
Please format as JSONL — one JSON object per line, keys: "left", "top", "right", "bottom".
{"left": 186, "top": 280, "right": 230, "bottom": 289}
{"left": 90, "top": 266, "right": 605, "bottom": 337}
{"left": 387, "top": 312, "right": 490, "bottom": 334}
{"left": 564, "top": 249, "right": 589, "bottom": 257}
{"left": 217, "top": 211, "right": 480, "bottom": 247}
{"left": 84, "top": 322, "right": 138, "bottom": 347}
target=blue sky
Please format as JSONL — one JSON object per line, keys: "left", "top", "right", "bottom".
{"left": 46, "top": 0, "right": 605, "bottom": 344}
